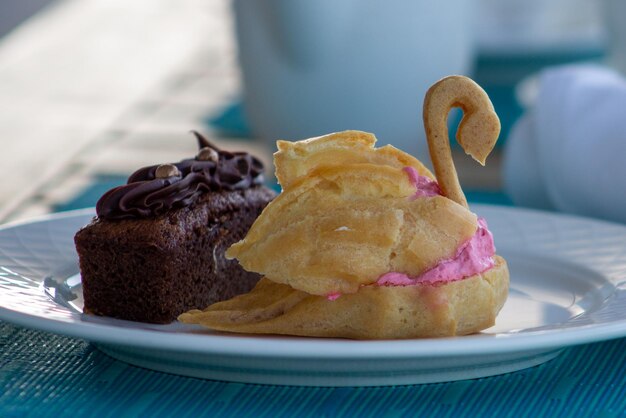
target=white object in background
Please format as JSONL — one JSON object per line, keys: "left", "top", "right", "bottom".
{"left": 233, "top": 0, "right": 474, "bottom": 161}
{"left": 603, "top": 0, "right": 626, "bottom": 74}
{"left": 502, "top": 110, "right": 554, "bottom": 211}
{"left": 504, "top": 65, "right": 626, "bottom": 223}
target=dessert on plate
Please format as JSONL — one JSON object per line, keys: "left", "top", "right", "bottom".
{"left": 179, "top": 75, "right": 509, "bottom": 339}
{"left": 74, "top": 132, "right": 275, "bottom": 324}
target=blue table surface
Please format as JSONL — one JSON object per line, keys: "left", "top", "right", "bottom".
{"left": 0, "top": 320, "right": 624, "bottom": 418}
{"left": 1, "top": 105, "right": 625, "bottom": 418}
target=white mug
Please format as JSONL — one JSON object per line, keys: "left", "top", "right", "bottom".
{"left": 234, "top": 0, "right": 474, "bottom": 160}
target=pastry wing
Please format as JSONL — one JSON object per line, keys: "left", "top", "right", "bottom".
{"left": 274, "top": 130, "right": 434, "bottom": 190}
{"left": 226, "top": 163, "right": 477, "bottom": 296}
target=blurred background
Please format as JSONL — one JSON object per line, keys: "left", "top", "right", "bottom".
{"left": 0, "top": 0, "right": 620, "bottom": 222}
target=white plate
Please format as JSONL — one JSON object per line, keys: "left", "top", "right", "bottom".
{"left": 0, "top": 205, "right": 625, "bottom": 386}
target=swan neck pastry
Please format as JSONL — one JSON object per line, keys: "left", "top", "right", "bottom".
{"left": 424, "top": 75, "right": 501, "bottom": 208}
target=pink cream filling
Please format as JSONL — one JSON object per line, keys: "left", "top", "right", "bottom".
{"left": 403, "top": 166, "right": 441, "bottom": 198}
{"left": 376, "top": 217, "right": 495, "bottom": 287}
{"left": 325, "top": 167, "right": 495, "bottom": 300}
{"left": 327, "top": 292, "right": 342, "bottom": 301}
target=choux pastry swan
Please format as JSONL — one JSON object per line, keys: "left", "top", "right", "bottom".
{"left": 179, "top": 76, "right": 509, "bottom": 339}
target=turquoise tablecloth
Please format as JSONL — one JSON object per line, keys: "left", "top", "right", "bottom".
{"left": 0, "top": 321, "right": 624, "bottom": 417}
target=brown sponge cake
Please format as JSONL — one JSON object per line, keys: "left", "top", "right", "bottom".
{"left": 74, "top": 132, "right": 275, "bottom": 323}
{"left": 76, "top": 187, "right": 273, "bottom": 323}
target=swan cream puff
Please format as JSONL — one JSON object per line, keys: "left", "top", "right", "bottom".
{"left": 179, "top": 76, "right": 509, "bottom": 339}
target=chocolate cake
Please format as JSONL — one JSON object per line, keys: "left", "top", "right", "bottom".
{"left": 74, "top": 132, "right": 275, "bottom": 324}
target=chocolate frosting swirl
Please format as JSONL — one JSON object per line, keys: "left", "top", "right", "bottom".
{"left": 96, "top": 132, "right": 265, "bottom": 220}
